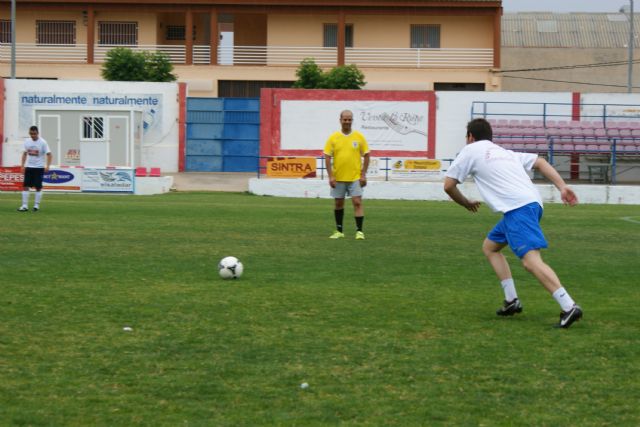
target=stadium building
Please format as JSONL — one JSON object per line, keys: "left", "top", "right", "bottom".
{"left": 0, "top": 0, "right": 503, "bottom": 95}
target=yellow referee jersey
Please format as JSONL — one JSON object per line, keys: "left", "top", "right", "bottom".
{"left": 323, "top": 131, "right": 370, "bottom": 182}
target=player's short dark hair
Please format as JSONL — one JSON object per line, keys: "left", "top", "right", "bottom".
{"left": 29, "top": 125, "right": 39, "bottom": 132}
{"left": 466, "top": 118, "right": 492, "bottom": 141}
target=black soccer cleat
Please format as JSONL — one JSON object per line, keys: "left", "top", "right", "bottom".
{"left": 556, "top": 305, "right": 583, "bottom": 329}
{"left": 496, "top": 298, "right": 523, "bottom": 316}
{"left": 17, "top": 206, "right": 29, "bottom": 212}
{"left": 32, "top": 206, "right": 39, "bottom": 212}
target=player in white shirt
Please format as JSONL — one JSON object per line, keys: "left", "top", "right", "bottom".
{"left": 444, "top": 118, "right": 583, "bottom": 329}
{"left": 18, "top": 126, "right": 52, "bottom": 212}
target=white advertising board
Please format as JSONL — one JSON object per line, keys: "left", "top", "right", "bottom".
{"left": 82, "top": 168, "right": 134, "bottom": 193}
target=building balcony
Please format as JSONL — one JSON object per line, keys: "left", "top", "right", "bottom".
{"left": 0, "top": 43, "right": 494, "bottom": 68}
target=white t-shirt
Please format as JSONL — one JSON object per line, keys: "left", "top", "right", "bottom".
{"left": 23, "top": 137, "right": 51, "bottom": 168}
{"left": 445, "top": 140, "right": 541, "bottom": 213}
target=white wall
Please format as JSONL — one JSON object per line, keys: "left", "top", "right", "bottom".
{"left": 249, "top": 178, "right": 640, "bottom": 205}
{"left": 3, "top": 80, "right": 180, "bottom": 172}
{"left": 434, "top": 91, "right": 574, "bottom": 159}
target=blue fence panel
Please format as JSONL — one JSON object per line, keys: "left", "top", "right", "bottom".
{"left": 224, "top": 98, "right": 260, "bottom": 111}
{"left": 187, "top": 111, "right": 225, "bottom": 124}
{"left": 186, "top": 140, "right": 223, "bottom": 156}
{"left": 222, "top": 124, "right": 260, "bottom": 140}
{"left": 186, "top": 97, "right": 260, "bottom": 172}
{"left": 186, "top": 155, "right": 223, "bottom": 172}
{"left": 223, "top": 140, "right": 259, "bottom": 156}
{"left": 224, "top": 111, "right": 260, "bottom": 124}
{"left": 223, "top": 156, "right": 259, "bottom": 172}
{"left": 187, "top": 124, "right": 224, "bottom": 140}
{"left": 188, "top": 98, "right": 224, "bottom": 110}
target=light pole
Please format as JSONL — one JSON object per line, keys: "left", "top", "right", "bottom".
{"left": 628, "top": 0, "right": 635, "bottom": 93}
{"left": 11, "top": 0, "right": 16, "bottom": 78}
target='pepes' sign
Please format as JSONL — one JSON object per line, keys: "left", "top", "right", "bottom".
{"left": 0, "top": 167, "right": 23, "bottom": 191}
{"left": 266, "top": 157, "right": 316, "bottom": 178}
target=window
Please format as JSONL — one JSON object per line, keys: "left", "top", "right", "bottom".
{"left": 0, "top": 20, "right": 11, "bottom": 43}
{"left": 410, "top": 24, "right": 440, "bottom": 48}
{"left": 36, "top": 21, "right": 76, "bottom": 45}
{"left": 434, "top": 82, "right": 485, "bottom": 91}
{"left": 82, "top": 116, "right": 105, "bottom": 140}
{"left": 99, "top": 22, "right": 138, "bottom": 45}
{"left": 166, "top": 25, "right": 196, "bottom": 41}
{"left": 323, "top": 24, "right": 353, "bottom": 48}
{"left": 218, "top": 80, "right": 294, "bottom": 98}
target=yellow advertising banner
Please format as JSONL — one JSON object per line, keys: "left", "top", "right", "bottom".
{"left": 266, "top": 157, "right": 317, "bottom": 178}
{"left": 395, "top": 159, "right": 441, "bottom": 170}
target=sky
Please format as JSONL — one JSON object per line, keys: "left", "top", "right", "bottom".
{"left": 502, "top": 0, "right": 626, "bottom": 13}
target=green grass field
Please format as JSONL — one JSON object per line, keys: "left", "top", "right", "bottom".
{"left": 1, "top": 191, "right": 639, "bottom": 426}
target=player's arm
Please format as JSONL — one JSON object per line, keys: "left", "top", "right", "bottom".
{"left": 533, "top": 157, "right": 578, "bottom": 206}
{"left": 20, "top": 151, "right": 27, "bottom": 172}
{"left": 444, "top": 177, "right": 481, "bottom": 212}
{"left": 324, "top": 153, "right": 336, "bottom": 188}
{"left": 360, "top": 153, "right": 370, "bottom": 187}
{"left": 45, "top": 152, "right": 52, "bottom": 172}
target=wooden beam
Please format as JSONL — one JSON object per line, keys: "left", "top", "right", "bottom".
{"left": 86, "top": 6, "right": 94, "bottom": 64}
{"left": 185, "top": 8, "right": 193, "bottom": 65}
{"left": 337, "top": 9, "right": 345, "bottom": 66}
{"left": 210, "top": 7, "right": 218, "bottom": 65}
{"left": 493, "top": 6, "right": 501, "bottom": 68}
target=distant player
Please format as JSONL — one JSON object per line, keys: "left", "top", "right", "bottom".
{"left": 444, "top": 118, "right": 583, "bottom": 329}
{"left": 324, "top": 110, "right": 370, "bottom": 240}
{"left": 18, "top": 125, "right": 52, "bottom": 212}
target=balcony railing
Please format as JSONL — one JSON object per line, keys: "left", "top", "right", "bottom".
{"left": 1, "top": 43, "right": 493, "bottom": 68}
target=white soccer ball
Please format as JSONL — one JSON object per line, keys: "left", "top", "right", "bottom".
{"left": 218, "top": 256, "right": 244, "bottom": 279}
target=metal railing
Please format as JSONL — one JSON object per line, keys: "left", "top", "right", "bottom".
{"left": 256, "top": 156, "right": 454, "bottom": 180}
{"left": 1, "top": 43, "right": 493, "bottom": 68}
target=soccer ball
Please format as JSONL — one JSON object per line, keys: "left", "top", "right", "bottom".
{"left": 218, "top": 256, "right": 244, "bottom": 279}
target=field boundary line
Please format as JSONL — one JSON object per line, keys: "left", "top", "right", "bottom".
{"left": 621, "top": 216, "right": 640, "bottom": 224}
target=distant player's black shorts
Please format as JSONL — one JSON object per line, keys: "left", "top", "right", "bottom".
{"left": 24, "top": 167, "right": 45, "bottom": 190}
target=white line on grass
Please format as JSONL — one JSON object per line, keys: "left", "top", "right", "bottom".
{"left": 621, "top": 216, "right": 640, "bottom": 224}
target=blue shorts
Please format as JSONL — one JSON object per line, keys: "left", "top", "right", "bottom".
{"left": 487, "top": 202, "right": 548, "bottom": 259}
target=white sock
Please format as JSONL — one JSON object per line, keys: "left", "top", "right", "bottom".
{"left": 21, "top": 191, "right": 30, "bottom": 207}
{"left": 35, "top": 191, "right": 43, "bottom": 207}
{"left": 553, "top": 287, "right": 576, "bottom": 312}
{"left": 501, "top": 278, "right": 518, "bottom": 302}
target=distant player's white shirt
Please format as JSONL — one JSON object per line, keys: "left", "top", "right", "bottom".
{"left": 445, "top": 139, "right": 541, "bottom": 213}
{"left": 23, "top": 137, "right": 51, "bottom": 168}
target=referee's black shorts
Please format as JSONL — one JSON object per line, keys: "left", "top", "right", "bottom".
{"left": 23, "top": 167, "right": 45, "bottom": 190}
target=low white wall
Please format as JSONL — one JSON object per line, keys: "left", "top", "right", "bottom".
{"left": 134, "top": 176, "right": 174, "bottom": 195}
{"left": 249, "top": 178, "right": 640, "bottom": 205}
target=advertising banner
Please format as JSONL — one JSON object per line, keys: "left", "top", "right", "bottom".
{"left": 390, "top": 158, "right": 442, "bottom": 180}
{"left": 82, "top": 168, "right": 134, "bottom": 193}
{"left": 0, "top": 167, "right": 23, "bottom": 191}
{"left": 43, "top": 168, "right": 82, "bottom": 192}
{"left": 266, "top": 157, "right": 316, "bottom": 178}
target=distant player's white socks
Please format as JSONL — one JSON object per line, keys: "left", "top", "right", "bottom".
{"left": 34, "top": 191, "right": 43, "bottom": 207}
{"left": 501, "top": 278, "right": 518, "bottom": 302}
{"left": 553, "top": 287, "right": 575, "bottom": 312}
{"left": 21, "top": 191, "right": 30, "bottom": 207}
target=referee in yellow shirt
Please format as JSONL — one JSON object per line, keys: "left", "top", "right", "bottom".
{"left": 323, "top": 110, "right": 370, "bottom": 240}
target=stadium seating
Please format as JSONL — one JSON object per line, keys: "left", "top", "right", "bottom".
{"left": 135, "top": 167, "right": 148, "bottom": 177}
{"left": 149, "top": 167, "right": 162, "bottom": 177}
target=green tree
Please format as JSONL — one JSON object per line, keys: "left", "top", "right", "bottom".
{"left": 101, "top": 47, "right": 177, "bottom": 82}
{"left": 322, "top": 64, "right": 366, "bottom": 89}
{"left": 143, "top": 51, "right": 177, "bottom": 82}
{"left": 292, "top": 58, "right": 325, "bottom": 89}
{"left": 292, "top": 58, "right": 366, "bottom": 89}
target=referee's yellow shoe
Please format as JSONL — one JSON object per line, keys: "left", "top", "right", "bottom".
{"left": 329, "top": 231, "right": 345, "bottom": 239}
{"left": 355, "top": 231, "right": 365, "bottom": 240}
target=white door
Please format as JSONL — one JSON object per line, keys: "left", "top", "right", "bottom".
{"left": 220, "top": 31, "right": 234, "bottom": 65}
{"left": 38, "top": 115, "right": 61, "bottom": 165}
